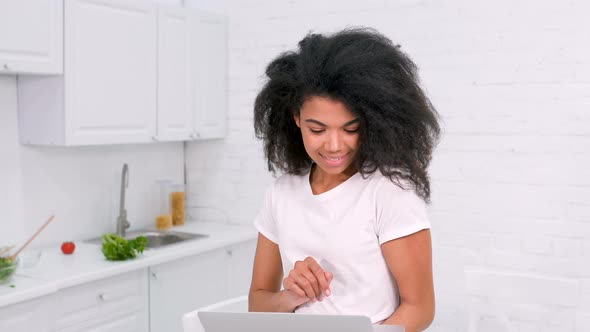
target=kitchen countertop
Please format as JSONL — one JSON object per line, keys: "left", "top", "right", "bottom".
{"left": 0, "top": 221, "right": 257, "bottom": 308}
{"left": 0, "top": 275, "right": 57, "bottom": 308}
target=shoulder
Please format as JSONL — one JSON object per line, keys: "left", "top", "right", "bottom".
{"left": 269, "top": 172, "right": 308, "bottom": 193}
{"left": 367, "top": 170, "right": 423, "bottom": 203}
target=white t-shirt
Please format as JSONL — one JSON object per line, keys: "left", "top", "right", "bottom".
{"left": 254, "top": 169, "right": 431, "bottom": 323}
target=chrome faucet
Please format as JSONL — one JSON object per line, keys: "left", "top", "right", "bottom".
{"left": 116, "top": 163, "right": 131, "bottom": 237}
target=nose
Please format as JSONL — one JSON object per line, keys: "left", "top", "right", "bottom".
{"left": 324, "top": 131, "right": 343, "bottom": 152}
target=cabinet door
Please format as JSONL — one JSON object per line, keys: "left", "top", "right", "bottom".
{"left": 53, "top": 269, "right": 149, "bottom": 332}
{"left": 191, "top": 12, "right": 228, "bottom": 139}
{"left": 0, "top": 294, "right": 57, "bottom": 332}
{"left": 156, "top": 5, "right": 193, "bottom": 141}
{"left": 0, "top": 0, "right": 63, "bottom": 74}
{"left": 64, "top": 0, "right": 157, "bottom": 145}
{"left": 227, "top": 240, "right": 257, "bottom": 298}
{"left": 149, "top": 249, "right": 230, "bottom": 332}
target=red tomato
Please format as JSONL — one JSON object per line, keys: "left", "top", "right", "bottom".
{"left": 61, "top": 242, "right": 75, "bottom": 255}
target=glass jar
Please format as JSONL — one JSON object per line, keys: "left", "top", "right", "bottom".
{"left": 155, "top": 180, "right": 172, "bottom": 230}
{"left": 169, "top": 184, "right": 186, "bottom": 226}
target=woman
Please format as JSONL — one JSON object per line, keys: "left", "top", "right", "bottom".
{"left": 249, "top": 28, "right": 440, "bottom": 332}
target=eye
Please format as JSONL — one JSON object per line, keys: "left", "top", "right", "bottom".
{"left": 344, "top": 127, "right": 360, "bottom": 133}
{"left": 309, "top": 128, "right": 325, "bottom": 134}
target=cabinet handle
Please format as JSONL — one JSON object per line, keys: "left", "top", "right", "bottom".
{"left": 98, "top": 292, "right": 108, "bottom": 301}
{"left": 2, "top": 64, "right": 8, "bottom": 70}
{"left": 151, "top": 272, "right": 158, "bottom": 279}
{"left": 152, "top": 136, "right": 158, "bottom": 141}
{"left": 226, "top": 249, "right": 233, "bottom": 257}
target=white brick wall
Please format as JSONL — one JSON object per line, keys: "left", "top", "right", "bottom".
{"left": 185, "top": 0, "right": 590, "bottom": 330}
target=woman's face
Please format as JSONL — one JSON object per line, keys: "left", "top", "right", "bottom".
{"left": 295, "top": 96, "right": 360, "bottom": 176}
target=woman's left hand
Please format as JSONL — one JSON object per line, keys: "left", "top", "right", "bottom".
{"left": 282, "top": 256, "right": 333, "bottom": 302}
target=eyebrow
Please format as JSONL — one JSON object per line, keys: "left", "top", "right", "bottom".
{"left": 304, "top": 118, "right": 360, "bottom": 127}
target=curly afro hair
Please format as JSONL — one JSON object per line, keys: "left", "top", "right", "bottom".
{"left": 253, "top": 27, "right": 440, "bottom": 202}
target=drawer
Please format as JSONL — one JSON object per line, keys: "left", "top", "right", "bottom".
{"left": 0, "top": 294, "right": 57, "bottom": 332}
{"left": 54, "top": 311, "right": 145, "bottom": 332}
{"left": 54, "top": 269, "right": 148, "bottom": 330}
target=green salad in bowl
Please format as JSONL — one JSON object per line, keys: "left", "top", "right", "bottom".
{"left": 0, "top": 256, "right": 18, "bottom": 284}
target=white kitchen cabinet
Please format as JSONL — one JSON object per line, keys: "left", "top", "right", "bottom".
{"left": 191, "top": 11, "right": 228, "bottom": 140}
{"left": 227, "top": 239, "right": 257, "bottom": 298}
{"left": 17, "top": 0, "right": 158, "bottom": 145}
{"left": 15, "top": 2, "right": 227, "bottom": 145}
{"left": 156, "top": 8, "right": 228, "bottom": 142}
{"left": 0, "top": 238, "right": 255, "bottom": 332}
{"left": 0, "top": 0, "right": 63, "bottom": 75}
{"left": 0, "top": 294, "right": 57, "bottom": 332}
{"left": 156, "top": 5, "right": 193, "bottom": 141}
{"left": 149, "top": 239, "right": 256, "bottom": 332}
{"left": 52, "top": 269, "right": 149, "bottom": 332}
{"left": 149, "top": 248, "right": 230, "bottom": 332}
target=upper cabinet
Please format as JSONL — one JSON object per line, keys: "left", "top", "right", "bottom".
{"left": 18, "top": 0, "right": 158, "bottom": 145}
{"left": 0, "top": 0, "right": 63, "bottom": 75}
{"left": 16, "top": 1, "right": 228, "bottom": 146}
{"left": 156, "top": 6, "right": 193, "bottom": 141}
{"left": 63, "top": 0, "right": 158, "bottom": 145}
{"left": 192, "top": 12, "right": 228, "bottom": 140}
{"left": 156, "top": 8, "right": 228, "bottom": 142}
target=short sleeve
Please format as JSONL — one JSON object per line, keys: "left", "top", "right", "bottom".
{"left": 253, "top": 184, "right": 279, "bottom": 244}
{"left": 375, "top": 179, "right": 431, "bottom": 245}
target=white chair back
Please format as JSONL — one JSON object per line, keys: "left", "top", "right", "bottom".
{"left": 182, "top": 295, "right": 249, "bottom": 332}
{"left": 464, "top": 267, "right": 578, "bottom": 332}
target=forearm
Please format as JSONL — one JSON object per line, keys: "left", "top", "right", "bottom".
{"left": 248, "top": 289, "right": 296, "bottom": 313}
{"left": 381, "top": 302, "right": 434, "bottom": 332}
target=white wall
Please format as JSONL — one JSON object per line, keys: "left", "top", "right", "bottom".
{"left": 0, "top": 75, "right": 184, "bottom": 247}
{"left": 186, "top": 0, "right": 590, "bottom": 331}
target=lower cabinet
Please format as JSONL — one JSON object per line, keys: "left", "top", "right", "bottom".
{"left": 0, "top": 239, "right": 256, "bottom": 332}
{"left": 227, "top": 240, "right": 257, "bottom": 298}
{"left": 149, "top": 239, "right": 257, "bottom": 332}
{"left": 53, "top": 269, "right": 149, "bottom": 332}
{"left": 0, "top": 294, "right": 57, "bottom": 332}
{"left": 149, "top": 248, "right": 228, "bottom": 332}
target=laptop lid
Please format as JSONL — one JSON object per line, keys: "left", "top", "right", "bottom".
{"left": 198, "top": 311, "right": 375, "bottom": 332}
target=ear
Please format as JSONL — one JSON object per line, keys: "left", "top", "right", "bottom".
{"left": 294, "top": 113, "right": 301, "bottom": 128}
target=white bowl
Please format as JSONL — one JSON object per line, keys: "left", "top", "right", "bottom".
{"left": 19, "top": 249, "right": 42, "bottom": 269}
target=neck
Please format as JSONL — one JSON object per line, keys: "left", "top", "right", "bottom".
{"left": 309, "top": 164, "right": 357, "bottom": 194}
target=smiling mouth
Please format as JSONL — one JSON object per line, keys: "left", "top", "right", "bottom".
{"left": 320, "top": 153, "right": 348, "bottom": 166}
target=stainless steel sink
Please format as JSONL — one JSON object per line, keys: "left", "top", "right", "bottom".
{"left": 85, "top": 229, "right": 208, "bottom": 249}
{"left": 127, "top": 229, "right": 209, "bottom": 248}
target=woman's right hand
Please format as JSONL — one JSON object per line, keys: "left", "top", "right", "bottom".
{"left": 282, "top": 256, "right": 333, "bottom": 308}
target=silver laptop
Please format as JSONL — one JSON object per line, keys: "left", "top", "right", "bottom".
{"left": 197, "top": 311, "right": 404, "bottom": 332}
